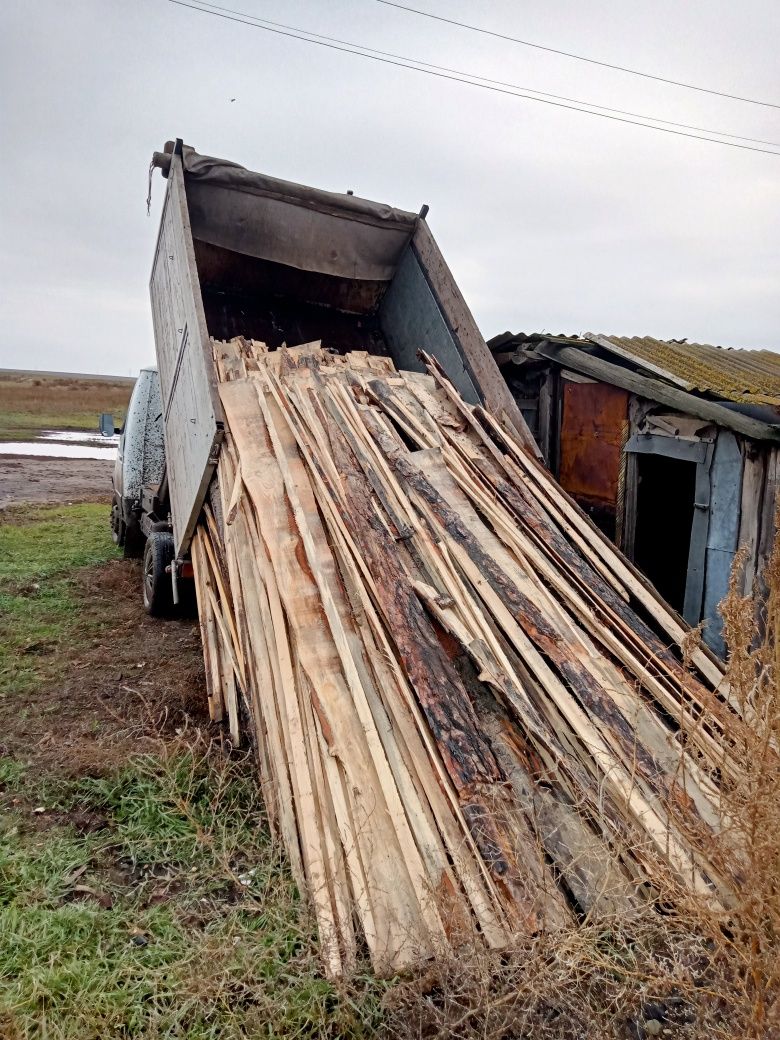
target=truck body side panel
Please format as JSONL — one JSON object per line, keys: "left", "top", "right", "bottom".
{"left": 379, "top": 246, "right": 481, "bottom": 404}
{"left": 410, "top": 221, "right": 533, "bottom": 443}
{"left": 150, "top": 155, "right": 223, "bottom": 556}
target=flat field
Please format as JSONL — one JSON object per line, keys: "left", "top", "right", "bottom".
{"left": 0, "top": 369, "right": 134, "bottom": 441}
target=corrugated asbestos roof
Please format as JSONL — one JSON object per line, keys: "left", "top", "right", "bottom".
{"left": 595, "top": 335, "right": 780, "bottom": 406}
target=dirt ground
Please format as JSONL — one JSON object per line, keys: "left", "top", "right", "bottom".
{"left": 0, "top": 457, "right": 210, "bottom": 778}
{"left": 0, "top": 455, "right": 114, "bottom": 509}
{"left": 0, "top": 557, "right": 209, "bottom": 779}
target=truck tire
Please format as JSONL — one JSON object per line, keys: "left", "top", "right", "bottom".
{"left": 142, "top": 531, "right": 175, "bottom": 617}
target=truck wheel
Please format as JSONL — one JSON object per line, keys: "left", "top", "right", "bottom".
{"left": 142, "top": 531, "right": 175, "bottom": 616}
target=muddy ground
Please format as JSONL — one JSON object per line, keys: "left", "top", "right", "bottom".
{"left": 0, "top": 455, "right": 113, "bottom": 509}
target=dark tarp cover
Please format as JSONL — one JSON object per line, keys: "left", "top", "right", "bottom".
{"left": 178, "top": 146, "right": 419, "bottom": 282}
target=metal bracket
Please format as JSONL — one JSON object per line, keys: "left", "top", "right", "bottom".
{"left": 171, "top": 558, "right": 180, "bottom": 606}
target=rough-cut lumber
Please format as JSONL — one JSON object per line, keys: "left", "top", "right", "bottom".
{"left": 189, "top": 338, "right": 759, "bottom": 976}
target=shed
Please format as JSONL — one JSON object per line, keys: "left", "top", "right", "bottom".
{"left": 488, "top": 332, "right": 780, "bottom": 656}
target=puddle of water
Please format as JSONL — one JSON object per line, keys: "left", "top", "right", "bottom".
{"left": 0, "top": 442, "right": 117, "bottom": 461}
{"left": 40, "top": 430, "right": 119, "bottom": 446}
{"left": 0, "top": 427, "right": 118, "bottom": 461}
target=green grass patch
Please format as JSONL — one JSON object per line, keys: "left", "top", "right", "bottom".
{"left": 0, "top": 504, "right": 120, "bottom": 697}
{"left": 0, "top": 412, "right": 117, "bottom": 441}
{"left": 0, "top": 750, "right": 386, "bottom": 1039}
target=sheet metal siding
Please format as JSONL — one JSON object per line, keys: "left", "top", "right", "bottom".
{"left": 558, "top": 380, "right": 628, "bottom": 509}
{"left": 150, "top": 157, "right": 222, "bottom": 556}
{"left": 600, "top": 335, "right": 780, "bottom": 406}
{"left": 683, "top": 443, "right": 714, "bottom": 628}
{"left": 701, "top": 432, "right": 743, "bottom": 656}
{"left": 625, "top": 433, "right": 707, "bottom": 464}
{"left": 379, "top": 246, "right": 481, "bottom": 404}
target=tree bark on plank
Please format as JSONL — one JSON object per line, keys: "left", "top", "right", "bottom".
{"left": 319, "top": 400, "right": 571, "bottom": 931}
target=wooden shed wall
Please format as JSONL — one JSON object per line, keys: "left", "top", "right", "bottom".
{"left": 743, "top": 444, "right": 779, "bottom": 610}
{"left": 503, "top": 361, "right": 778, "bottom": 656}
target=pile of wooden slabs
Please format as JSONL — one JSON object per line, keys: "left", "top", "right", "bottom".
{"left": 191, "top": 338, "right": 749, "bottom": 977}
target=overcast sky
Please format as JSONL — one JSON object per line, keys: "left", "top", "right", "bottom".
{"left": 1, "top": 0, "right": 778, "bottom": 375}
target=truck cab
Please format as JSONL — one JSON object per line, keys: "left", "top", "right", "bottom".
{"left": 110, "top": 366, "right": 165, "bottom": 555}
{"left": 109, "top": 367, "right": 189, "bottom": 616}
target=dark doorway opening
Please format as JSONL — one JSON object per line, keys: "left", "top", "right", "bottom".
{"left": 633, "top": 453, "right": 696, "bottom": 613}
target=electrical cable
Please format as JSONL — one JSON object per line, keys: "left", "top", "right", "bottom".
{"left": 374, "top": 0, "right": 780, "bottom": 111}
{"left": 186, "top": 0, "right": 780, "bottom": 148}
{"left": 166, "top": 0, "right": 780, "bottom": 156}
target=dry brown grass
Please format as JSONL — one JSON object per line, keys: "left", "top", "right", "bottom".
{"left": 0, "top": 371, "right": 132, "bottom": 438}
{"left": 705, "top": 529, "right": 780, "bottom": 1037}
{"left": 373, "top": 517, "right": 780, "bottom": 1040}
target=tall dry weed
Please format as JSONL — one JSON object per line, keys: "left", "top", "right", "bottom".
{"left": 708, "top": 516, "right": 780, "bottom": 1037}
{"left": 380, "top": 514, "right": 780, "bottom": 1040}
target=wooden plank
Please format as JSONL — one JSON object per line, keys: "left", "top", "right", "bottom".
{"left": 394, "top": 361, "right": 756, "bottom": 759}
{"left": 364, "top": 356, "right": 741, "bottom": 755}
{"left": 754, "top": 447, "right": 778, "bottom": 621}
{"left": 220, "top": 378, "right": 439, "bottom": 971}
{"left": 399, "top": 447, "right": 724, "bottom": 826}
{"left": 625, "top": 433, "right": 707, "bottom": 463}
{"left": 261, "top": 370, "right": 510, "bottom": 943}
{"left": 537, "top": 367, "right": 553, "bottom": 464}
{"left": 219, "top": 393, "right": 347, "bottom": 977}
{"left": 257, "top": 385, "right": 450, "bottom": 947}
{"left": 682, "top": 441, "right": 714, "bottom": 627}
{"left": 316, "top": 393, "right": 570, "bottom": 930}
{"left": 190, "top": 532, "right": 223, "bottom": 723}
{"left": 618, "top": 397, "right": 641, "bottom": 557}
{"left": 739, "top": 445, "right": 767, "bottom": 595}
{"left": 426, "top": 447, "right": 732, "bottom": 785}
{"left": 196, "top": 342, "right": 751, "bottom": 970}
{"left": 472, "top": 401, "right": 727, "bottom": 691}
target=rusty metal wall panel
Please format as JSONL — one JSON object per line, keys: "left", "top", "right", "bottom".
{"left": 149, "top": 154, "right": 223, "bottom": 557}
{"left": 558, "top": 379, "right": 628, "bottom": 513}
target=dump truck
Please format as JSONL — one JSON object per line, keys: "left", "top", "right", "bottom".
{"left": 111, "top": 139, "right": 533, "bottom": 612}
{"left": 107, "top": 141, "right": 736, "bottom": 977}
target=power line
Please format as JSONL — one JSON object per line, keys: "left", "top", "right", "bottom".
{"left": 184, "top": 0, "right": 780, "bottom": 149}
{"left": 374, "top": 0, "right": 780, "bottom": 111}
{"left": 166, "top": 0, "right": 780, "bottom": 156}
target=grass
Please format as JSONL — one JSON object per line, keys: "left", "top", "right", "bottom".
{"left": 0, "top": 504, "right": 120, "bottom": 697}
{"left": 1, "top": 502, "right": 779, "bottom": 1038}
{"left": 0, "top": 749, "right": 386, "bottom": 1039}
{"left": 0, "top": 372, "right": 132, "bottom": 441}
{"left": 0, "top": 504, "right": 386, "bottom": 1039}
